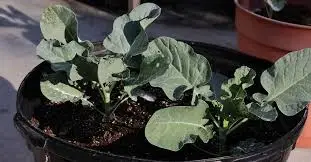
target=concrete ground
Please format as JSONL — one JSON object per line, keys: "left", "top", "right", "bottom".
{"left": 0, "top": 0, "right": 310, "bottom": 161}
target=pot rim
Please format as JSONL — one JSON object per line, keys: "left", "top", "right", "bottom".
{"left": 234, "top": 0, "right": 311, "bottom": 30}
{"left": 15, "top": 42, "right": 308, "bottom": 161}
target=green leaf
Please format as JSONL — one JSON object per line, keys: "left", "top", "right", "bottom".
{"left": 252, "top": 93, "right": 267, "bottom": 103}
{"left": 40, "top": 5, "right": 78, "bottom": 44}
{"left": 220, "top": 66, "right": 256, "bottom": 116}
{"left": 265, "top": 0, "right": 286, "bottom": 12}
{"left": 145, "top": 100, "right": 213, "bottom": 151}
{"left": 131, "top": 47, "right": 171, "bottom": 85}
{"left": 103, "top": 3, "right": 160, "bottom": 55}
{"left": 40, "top": 73, "right": 93, "bottom": 106}
{"left": 98, "top": 57, "right": 127, "bottom": 86}
{"left": 124, "top": 85, "right": 156, "bottom": 102}
{"left": 124, "top": 84, "right": 140, "bottom": 101}
{"left": 103, "top": 15, "right": 133, "bottom": 54}
{"left": 52, "top": 62, "right": 84, "bottom": 82}
{"left": 123, "top": 71, "right": 144, "bottom": 101}
{"left": 145, "top": 37, "right": 211, "bottom": 100}
{"left": 246, "top": 102, "right": 278, "bottom": 121}
{"left": 260, "top": 48, "right": 311, "bottom": 116}
{"left": 37, "top": 40, "right": 85, "bottom": 63}
{"left": 72, "top": 55, "right": 99, "bottom": 82}
{"left": 191, "top": 85, "right": 213, "bottom": 105}
{"left": 68, "top": 64, "right": 83, "bottom": 81}
{"left": 37, "top": 40, "right": 93, "bottom": 82}
{"left": 50, "top": 62, "right": 71, "bottom": 72}
{"left": 128, "top": 3, "right": 161, "bottom": 29}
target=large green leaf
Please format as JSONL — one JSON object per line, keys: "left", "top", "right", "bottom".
{"left": 131, "top": 45, "right": 171, "bottom": 85}
{"left": 246, "top": 102, "right": 278, "bottom": 121}
{"left": 123, "top": 72, "right": 145, "bottom": 101}
{"left": 98, "top": 57, "right": 127, "bottom": 86}
{"left": 128, "top": 3, "right": 161, "bottom": 29}
{"left": 37, "top": 39, "right": 85, "bottom": 63}
{"left": 103, "top": 3, "right": 160, "bottom": 55}
{"left": 37, "top": 39, "right": 89, "bottom": 81}
{"left": 40, "top": 5, "right": 78, "bottom": 44}
{"left": 40, "top": 73, "right": 93, "bottom": 106}
{"left": 145, "top": 37, "right": 212, "bottom": 100}
{"left": 220, "top": 66, "right": 256, "bottom": 116}
{"left": 260, "top": 48, "right": 311, "bottom": 116}
{"left": 145, "top": 100, "right": 213, "bottom": 151}
{"left": 265, "top": 0, "right": 286, "bottom": 12}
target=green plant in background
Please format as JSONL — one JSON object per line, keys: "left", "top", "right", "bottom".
{"left": 264, "top": 0, "right": 287, "bottom": 17}
{"left": 37, "top": 3, "right": 311, "bottom": 153}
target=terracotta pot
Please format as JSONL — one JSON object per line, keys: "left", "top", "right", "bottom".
{"left": 296, "top": 104, "right": 311, "bottom": 148}
{"left": 235, "top": 0, "right": 311, "bottom": 62}
{"left": 235, "top": 0, "right": 311, "bottom": 148}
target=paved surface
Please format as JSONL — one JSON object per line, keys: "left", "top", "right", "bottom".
{"left": 0, "top": 0, "right": 310, "bottom": 161}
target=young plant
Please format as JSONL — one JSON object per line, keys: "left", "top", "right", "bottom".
{"left": 37, "top": 3, "right": 161, "bottom": 118}
{"left": 37, "top": 3, "right": 311, "bottom": 154}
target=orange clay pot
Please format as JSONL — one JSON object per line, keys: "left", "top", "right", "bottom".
{"left": 235, "top": 0, "right": 311, "bottom": 62}
{"left": 235, "top": 0, "right": 311, "bottom": 148}
{"left": 296, "top": 104, "right": 311, "bottom": 148}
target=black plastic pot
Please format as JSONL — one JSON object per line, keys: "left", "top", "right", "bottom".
{"left": 14, "top": 41, "right": 307, "bottom": 162}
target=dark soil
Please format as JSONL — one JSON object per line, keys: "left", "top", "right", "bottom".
{"left": 256, "top": 4, "right": 311, "bottom": 26}
{"left": 30, "top": 81, "right": 302, "bottom": 161}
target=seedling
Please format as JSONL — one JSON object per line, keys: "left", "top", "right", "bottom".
{"left": 37, "top": 3, "right": 310, "bottom": 153}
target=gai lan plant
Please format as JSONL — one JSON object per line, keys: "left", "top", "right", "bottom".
{"left": 37, "top": 3, "right": 310, "bottom": 152}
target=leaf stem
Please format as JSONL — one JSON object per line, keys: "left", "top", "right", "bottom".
{"left": 265, "top": 3, "right": 273, "bottom": 18}
{"left": 109, "top": 95, "right": 129, "bottom": 117}
{"left": 218, "top": 127, "right": 227, "bottom": 154}
{"left": 207, "top": 111, "right": 220, "bottom": 128}
{"left": 97, "top": 86, "right": 107, "bottom": 111}
{"left": 226, "top": 118, "right": 248, "bottom": 135}
{"left": 93, "top": 106, "right": 107, "bottom": 116}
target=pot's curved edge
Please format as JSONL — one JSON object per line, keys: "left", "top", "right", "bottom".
{"left": 234, "top": 0, "right": 311, "bottom": 61}
{"left": 234, "top": 0, "right": 311, "bottom": 30}
{"left": 14, "top": 42, "right": 308, "bottom": 162}
{"left": 296, "top": 104, "right": 311, "bottom": 148}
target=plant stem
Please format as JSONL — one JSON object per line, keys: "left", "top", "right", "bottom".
{"left": 93, "top": 106, "right": 107, "bottom": 116}
{"left": 100, "top": 82, "right": 117, "bottom": 110}
{"left": 265, "top": 3, "right": 273, "bottom": 18}
{"left": 207, "top": 111, "right": 220, "bottom": 128}
{"left": 218, "top": 128, "right": 227, "bottom": 154}
{"left": 109, "top": 95, "right": 129, "bottom": 116}
{"left": 97, "top": 86, "right": 107, "bottom": 112}
{"left": 226, "top": 118, "right": 248, "bottom": 136}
